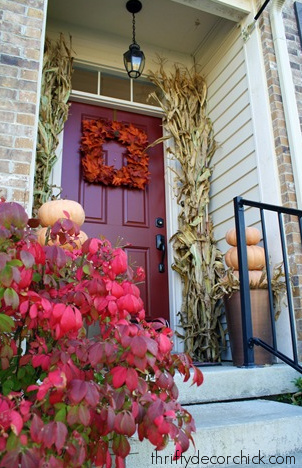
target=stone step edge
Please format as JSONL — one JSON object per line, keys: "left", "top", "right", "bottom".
{"left": 175, "top": 363, "right": 301, "bottom": 404}
{"left": 126, "top": 400, "right": 302, "bottom": 468}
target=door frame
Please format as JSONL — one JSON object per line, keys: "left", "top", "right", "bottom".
{"left": 53, "top": 91, "right": 184, "bottom": 352}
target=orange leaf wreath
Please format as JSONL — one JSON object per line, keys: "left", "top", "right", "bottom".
{"left": 81, "top": 119, "right": 150, "bottom": 190}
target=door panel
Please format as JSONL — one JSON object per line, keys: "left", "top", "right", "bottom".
{"left": 61, "top": 102, "right": 169, "bottom": 321}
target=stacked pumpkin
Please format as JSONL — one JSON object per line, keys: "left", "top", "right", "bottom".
{"left": 37, "top": 199, "right": 88, "bottom": 250}
{"left": 225, "top": 226, "right": 266, "bottom": 286}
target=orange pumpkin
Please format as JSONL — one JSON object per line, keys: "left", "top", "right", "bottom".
{"left": 232, "top": 270, "right": 267, "bottom": 287}
{"left": 225, "top": 227, "right": 261, "bottom": 247}
{"left": 38, "top": 199, "right": 85, "bottom": 227}
{"left": 37, "top": 227, "right": 88, "bottom": 251}
{"left": 225, "top": 245, "right": 265, "bottom": 270}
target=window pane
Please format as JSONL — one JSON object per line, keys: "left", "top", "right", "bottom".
{"left": 101, "top": 74, "right": 130, "bottom": 100}
{"left": 72, "top": 67, "right": 98, "bottom": 94}
{"left": 133, "top": 80, "right": 158, "bottom": 106}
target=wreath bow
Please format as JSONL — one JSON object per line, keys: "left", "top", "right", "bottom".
{"left": 81, "top": 119, "right": 150, "bottom": 190}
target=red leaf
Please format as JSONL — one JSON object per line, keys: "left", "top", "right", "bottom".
{"left": 69, "top": 379, "right": 87, "bottom": 404}
{"left": 112, "top": 434, "right": 130, "bottom": 458}
{"left": 30, "top": 414, "right": 43, "bottom": 444}
{"left": 111, "top": 366, "right": 127, "bottom": 388}
{"left": 85, "top": 382, "right": 99, "bottom": 407}
{"left": 125, "top": 368, "right": 138, "bottom": 392}
{"left": 146, "top": 424, "right": 164, "bottom": 448}
{"left": 95, "top": 440, "right": 109, "bottom": 466}
{"left": 191, "top": 366, "right": 204, "bottom": 387}
{"left": 115, "top": 456, "right": 126, "bottom": 468}
{"left": 145, "top": 337, "right": 158, "bottom": 356}
{"left": 67, "top": 406, "right": 79, "bottom": 425}
{"left": 88, "top": 342, "right": 105, "bottom": 366}
{"left": 78, "top": 404, "right": 91, "bottom": 426}
{"left": 0, "top": 449, "right": 20, "bottom": 468}
{"left": 147, "top": 399, "right": 164, "bottom": 422}
{"left": 119, "top": 412, "right": 136, "bottom": 436}
{"left": 130, "top": 335, "right": 147, "bottom": 358}
{"left": 20, "top": 450, "right": 40, "bottom": 468}
{"left": 42, "top": 421, "right": 56, "bottom": 448}
{"left": 55, "top": 421, "right": 68, "bottom": 452}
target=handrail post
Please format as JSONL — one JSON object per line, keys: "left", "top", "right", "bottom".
{"left": 234, "top": 196, "right": 255, "bottom": 366}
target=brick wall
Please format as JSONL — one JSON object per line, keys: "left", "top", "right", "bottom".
{"left": 283, "top": 0, "right": 302, "bottom": 357}
{"left": 258, "top": 0, "right": 302, "bottom": 357}
{"left": 0, "top": 0, "right": 47, "bottom": 212}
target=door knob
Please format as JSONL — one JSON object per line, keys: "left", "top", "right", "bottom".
{"left": 156, "top": 234, "right": 166, "bottom": 273}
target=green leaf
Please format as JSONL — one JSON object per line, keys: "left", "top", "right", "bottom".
{"left": 55, "top": 405, "right": 67, "bottom": 422}
{"left": 6, "top": 432, "right": 20, "bottom": 451}
{"left": 0, "top": 265, "right": 13, "bottom": 287}
{"left": 0, "top": 313, "right": 14, "bottom": 332}
{"left": 83, "top": 264, "right": 92, "bottom": 275}
{"left": 4, "top": 288, "right": 19, "bottom": 309}
{"left": 2, "top": 378, "right": 16, "bottom": 396}
{"left": 7, "top": 259, "right": 23, "bottom": 267}
{"left": 32, "top": 272, "right": 42, "bottom": 282}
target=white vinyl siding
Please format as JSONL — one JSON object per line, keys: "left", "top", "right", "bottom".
{"left": 199, "top": 28, "right": 261, "bottom": 254}
{"left": 197, "top": 28, "right": 261, "bottom": 360}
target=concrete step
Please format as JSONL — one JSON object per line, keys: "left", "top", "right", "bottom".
{"left": 175, "top": 362, "right": 301, "bottom": 404}
{"left": 127, "top": 399, "right": 302, "bottom": 468}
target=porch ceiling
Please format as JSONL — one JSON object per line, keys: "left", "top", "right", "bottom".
{"left": 47, "top": 0, "right": 251, "bottom": 56}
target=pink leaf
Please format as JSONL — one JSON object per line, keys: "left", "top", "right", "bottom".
{"left": 10, "top": 410, "right": 23, "bottom": 435}
{"left": 111, "top": 366, "right": 127, "bottom": 388}
{"left": 158, "top": 334, "right": 173, "bottom": 354}
{"left": 60, "top": 305, "right": 76, "bottom": 332}
{"left": 20, "top": 250, "right": 35, "bottom": 269}
{"left": 52, "top": 303, "right": 66, "bottom": 319}
{"left": 48, "top": 370, "right": 66, "bottom": 388}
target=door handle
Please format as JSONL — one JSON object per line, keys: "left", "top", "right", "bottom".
{"left": 156, "top": 234, "right": 166, "bottom": 273}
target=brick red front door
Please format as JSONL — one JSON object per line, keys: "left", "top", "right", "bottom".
{"left": 61, "top": 102, "right": 169, "bottom": 321}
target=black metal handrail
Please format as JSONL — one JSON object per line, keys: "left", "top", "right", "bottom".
{"left": 233, "top": 196, "right": 302, "bottom": 373}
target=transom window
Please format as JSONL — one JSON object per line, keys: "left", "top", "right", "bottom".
{"left": 71, "top": 63, "right": 159, "bottom": 107}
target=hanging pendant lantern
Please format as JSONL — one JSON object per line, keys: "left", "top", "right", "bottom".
{"left": 123, "top": 0, "right": 145, "bottom": 79}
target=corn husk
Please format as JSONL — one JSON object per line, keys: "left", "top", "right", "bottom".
{"left": 148, "top": 62, "right": 225, "bottom": 362}
{"left": 33, "top": 34, "right": 73, "bottom": 215}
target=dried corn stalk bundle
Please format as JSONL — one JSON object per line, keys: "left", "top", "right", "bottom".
{"left": 33, "top": 34, "right": 73, "bottom": 215}
{"left": 149, "top": 63, "right": 225, "bottom": 361}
